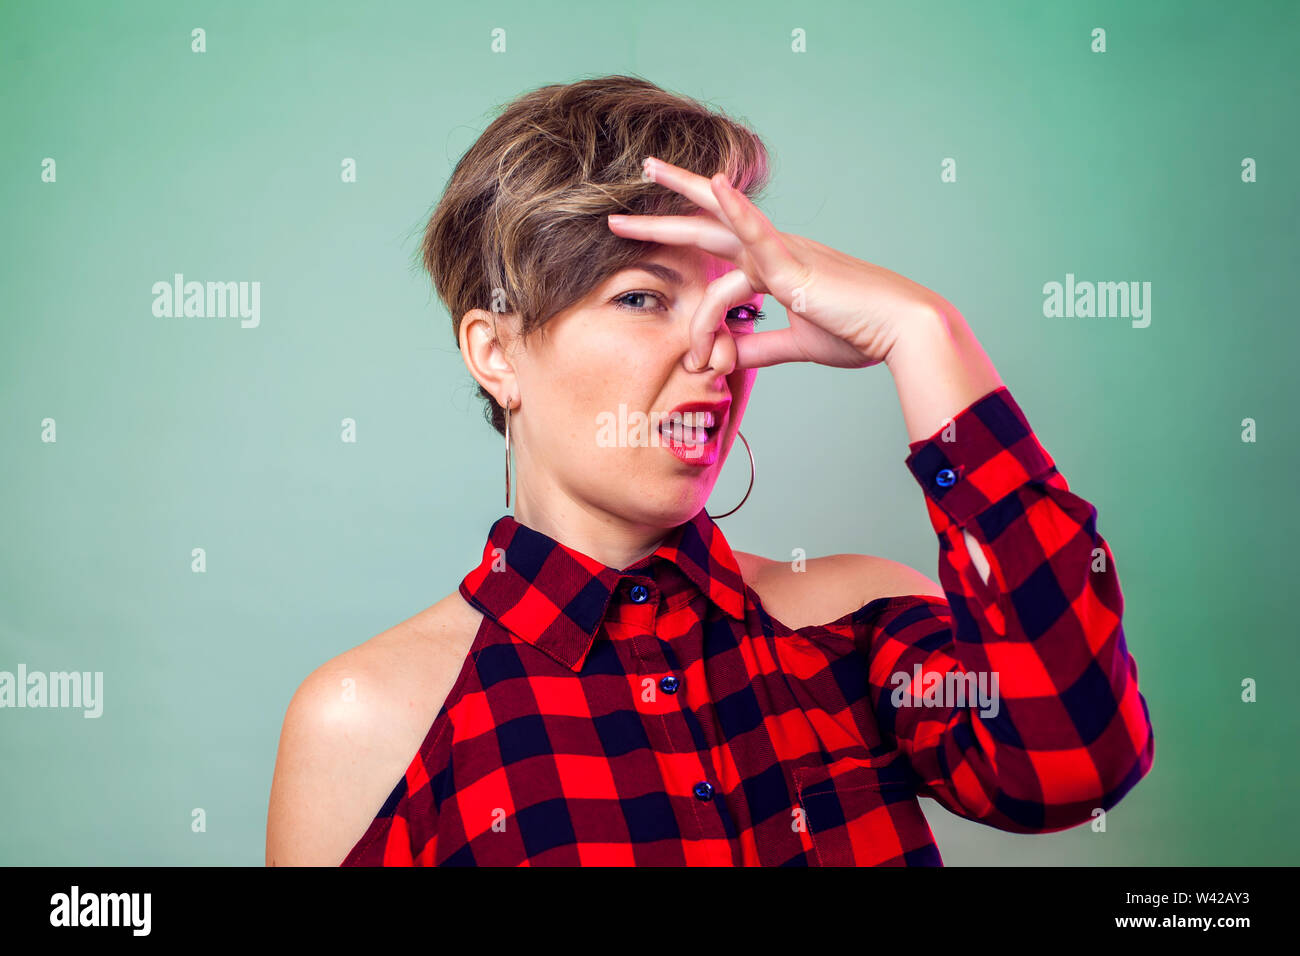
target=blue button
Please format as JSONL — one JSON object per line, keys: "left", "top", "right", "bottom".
{"left": 629, "top": 583, "right": 649, "bottom": 604}
{"left": 660, "top": 675, "right": 679, "bottom": 694}
{"left": 693, "top": 781, "right": 714, "bottom": 801}
{"left": 935, "top": 467, "right": 957, "bottom": 488}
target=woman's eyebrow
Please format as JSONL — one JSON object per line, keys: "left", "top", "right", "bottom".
{"left": 608, "top": 262, "right": 763, "bottom": 305}
{"left": 620, "top": 262, "right": 684, "bottom": 286}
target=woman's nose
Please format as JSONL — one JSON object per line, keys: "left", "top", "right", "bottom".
{"left": 686, "top": 324, "right": 736, "bottom": 376}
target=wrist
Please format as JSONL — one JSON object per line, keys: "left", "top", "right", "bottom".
{"left": 883, "top": 300, "right": 1006, "bottom": 445}
{"left": 882, "top": 299, "right": 954, "bottom": 374}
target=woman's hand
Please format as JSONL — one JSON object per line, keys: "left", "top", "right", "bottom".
{"left": 606, "top": 156, "right": 950, "bottom": 372}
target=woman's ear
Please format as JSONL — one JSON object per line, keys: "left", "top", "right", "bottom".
{"left": 460, "top": 307, "right": 521, "bottom": 407}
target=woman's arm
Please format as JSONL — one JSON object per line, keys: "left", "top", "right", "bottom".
{"left": 850, "top": 372, "right": 1155, "bottom": 831}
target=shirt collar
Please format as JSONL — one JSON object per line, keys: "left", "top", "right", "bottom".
{"left": 458, "top": 507, "right": 747, "bottom": 672}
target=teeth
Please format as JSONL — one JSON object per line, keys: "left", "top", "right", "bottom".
{"left": 668, "top": 410, "right": 715, "bottom": 428}
{"left": 665, "top": 421, "right": 707, "bottom": 444}
{"left": 689, "top": 411, "right": 715, "bottom": 428}
{"left": 657, "top": 409, "right": 720, "bottom": 446}
{"left": 660, "top": 419, "right": 711, "bottom": 444}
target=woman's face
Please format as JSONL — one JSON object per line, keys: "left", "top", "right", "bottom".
{"left": 495, "top": 238, "right": 763, "bottom": 530}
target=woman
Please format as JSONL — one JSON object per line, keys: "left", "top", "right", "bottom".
{"left": 266, "top": 75, "right": 1154, "bottom": 866}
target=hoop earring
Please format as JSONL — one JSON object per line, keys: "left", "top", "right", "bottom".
{"left": 504, "top": 398, "right": 514, "bottom": 509}
{"left": 705, "top": 430, "right": 754, "bottom": 520}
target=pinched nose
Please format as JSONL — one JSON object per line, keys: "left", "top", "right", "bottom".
{"left": 687, "top": 326, "right": 738, "bottom": 376}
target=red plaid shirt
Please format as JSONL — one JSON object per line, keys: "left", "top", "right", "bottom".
{"left": 341, "top": 385, "right": 1154, "bottom": 866}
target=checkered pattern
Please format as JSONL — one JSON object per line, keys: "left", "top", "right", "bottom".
{"left": 340, "top": 386, "right": 1154, "bottom": 866}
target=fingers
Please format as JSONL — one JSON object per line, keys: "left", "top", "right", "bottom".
{"left": 733, "top": 327, "right": 807, "bottom": 370}
{"left": 606, "top": 212, "right": 743, "bottom": 262}
{"left": 685, "top": 268, "right": 759, "bottom": 370}
{"left": 709, "top": 173, "right": 809, "bottom": 299}
{"left": 620, "top": 157, "right": 812, "bottom": 373}
{"left": 641, "top": 156, "right": 727, "bottom": 220}
{"left": 616, "top": 157, "right": 809, "bottom": 308}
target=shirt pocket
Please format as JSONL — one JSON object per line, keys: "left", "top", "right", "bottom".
{"left": 793, "top": 750, "right": 930, "bottom": 866}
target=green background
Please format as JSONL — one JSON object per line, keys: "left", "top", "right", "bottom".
{"left": 2, "top": 0, "right": 1296, "bottom": 865}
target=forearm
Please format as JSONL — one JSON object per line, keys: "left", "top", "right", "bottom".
{"left": 884, "top": 303, "right": 1006, "bottom": 445}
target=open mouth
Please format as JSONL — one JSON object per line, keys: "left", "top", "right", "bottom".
{"left": 658, "top": 410, "right": 719, "bottom": 446}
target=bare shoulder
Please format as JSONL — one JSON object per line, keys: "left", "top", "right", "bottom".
{"left": 265, "top": 590, "right": 483, "bottom": 866}
{"left": 733, "top": 548, "right": 944, "bottom": 630}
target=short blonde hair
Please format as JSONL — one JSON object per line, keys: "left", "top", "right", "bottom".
{"left": 419, "top": 74, "right": 770, "bottom": 435}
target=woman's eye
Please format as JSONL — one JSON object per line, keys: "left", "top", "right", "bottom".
{"left": 727, "top": 304, "right": 766, "bottom": 324}
{"left": 613, "top": 291, "right": 766, "bottom": 324}
{"left": 613, "top": 291, "right": 665, "bottom": 312}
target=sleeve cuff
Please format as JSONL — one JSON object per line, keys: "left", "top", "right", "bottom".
{"left": 903, "top": 385, "right": 1058, "bottom": 529}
